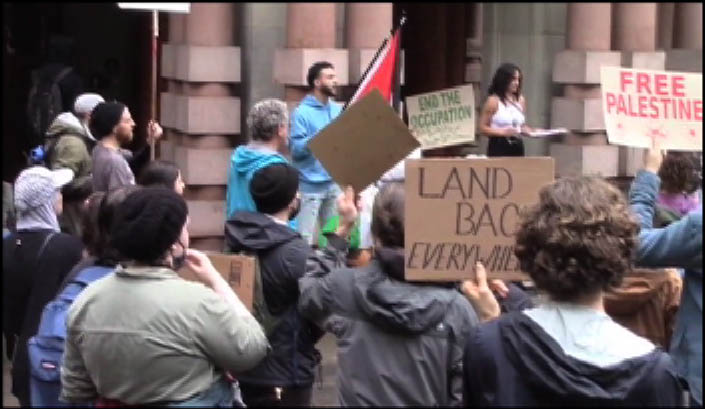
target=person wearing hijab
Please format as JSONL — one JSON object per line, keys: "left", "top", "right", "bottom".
{"left": 2, "top": 166, "right": 84, "bottom": 407}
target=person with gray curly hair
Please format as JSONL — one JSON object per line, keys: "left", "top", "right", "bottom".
{"left": 226, "top": 98, "right": 290, "bottom": 220}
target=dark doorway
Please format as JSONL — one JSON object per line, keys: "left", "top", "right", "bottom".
{"left": 394, "top": 3, "right": 468, "bottom": 99}
{"left": 3, "top": 3, "right": 154, "bottom": 182}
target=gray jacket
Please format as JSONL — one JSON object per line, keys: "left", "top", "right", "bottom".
{"left": 298, "top": 247, "right": 479, "bottom": 407}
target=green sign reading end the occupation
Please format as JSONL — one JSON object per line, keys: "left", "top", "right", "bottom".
{"left": 406, "top": 84, "right": 476, "bottom": 149}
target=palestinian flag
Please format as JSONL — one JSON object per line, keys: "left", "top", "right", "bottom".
{"left": 344, "top": 16, "right": 405, "bottom": 113}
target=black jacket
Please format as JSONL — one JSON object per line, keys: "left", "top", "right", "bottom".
{"left": 463, "top": 311, "right": 683, "bottom": 406}
{"left": 224, "top": 211, "right": 346, "bottom": 387}
{"left": 2, "top": 229, "right": 83, "bottom": 402}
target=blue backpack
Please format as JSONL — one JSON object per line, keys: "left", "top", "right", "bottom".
{"left": 27, "top": 265, "right": 114, "bottom": 407}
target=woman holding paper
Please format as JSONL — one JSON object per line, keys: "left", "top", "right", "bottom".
{"left": 479, "top": 63, "right": 535, "bottom": 157}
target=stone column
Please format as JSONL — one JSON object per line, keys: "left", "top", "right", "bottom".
{"left": 567, "top": 3, "right": 611, "bottom": 51}
{"left": 160, "top": 3, "right": 241, "bottom": 251}
{"left": 612, "top": 3, "right": 660, "bottom": 177}
{"left": 673, "top": 2, "right": 702, "bottom": 50}
{"left": 657, "top": 3, "right": 675, "bottom": 50}
{"left": 274, "top": 3, "right": 348, "bottom": 113}
{"left": 345, "top": 3, "right": 393, "bottom": 101}
{"left": 550, "top": 3, "right": 620, "bottom": 178}
{"left": 664, "top": 3, "right": 702, "bottom": 72}
{"left": 613, "top": 3, "right": 658, "bottom": 51}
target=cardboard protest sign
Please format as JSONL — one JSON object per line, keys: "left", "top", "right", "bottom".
{"left": 405, "top": 84, "right": 476, "bottom": 149}
{"left": 601, "top": 67, "right": 702, "bottom": 151}
{"left": 404, "top": 157, "right": 554, "bottom": 281}
{"left": 178, "top": 252, "right": 255, "bottom": 311}
{"left": 308, "top": 89, "right": 420, "bottom": 193}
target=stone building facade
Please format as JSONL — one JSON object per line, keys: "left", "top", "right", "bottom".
{"left": 149, "top": 3, "right": 702, "bottom": 250}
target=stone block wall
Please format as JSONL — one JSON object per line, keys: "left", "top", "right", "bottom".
{"left": 549, "top": 2, "right": 702, "bottom": 179}
{"left": 159, "top": 4, "right": 241, "bottom": 251}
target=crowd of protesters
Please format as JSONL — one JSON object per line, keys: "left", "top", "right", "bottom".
{"left": 2, "top": 60, "right": 702, "bottom": 408}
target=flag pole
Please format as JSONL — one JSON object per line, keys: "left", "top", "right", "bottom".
{"left": 150, "top": 9, "right": 158, "bottom": 161}
{"left": 392, "top": 13, "right": 406, "bottom": 114}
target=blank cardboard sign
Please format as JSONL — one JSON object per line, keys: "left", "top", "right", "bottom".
{"left": 404, "top": 157, "right": 555, "bottom": 282}
{"left": 309, "top": 89, "right": 421, "bottom": 193}
{"left": 178, "top": 252, "right": 255, "bottom": 311}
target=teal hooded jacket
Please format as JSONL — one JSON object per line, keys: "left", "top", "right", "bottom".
{"left": 225, "top": 145, "right": 288, "bottom": 220}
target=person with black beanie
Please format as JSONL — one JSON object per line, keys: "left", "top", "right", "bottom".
{"left": 225, "top": 162, "right": 358, "bottom": 407}
{"left": 60, "top": 187, "right": 269, "bottom": 406}
{"left": 89, "top": 101, "right": 163, "bottom": 192}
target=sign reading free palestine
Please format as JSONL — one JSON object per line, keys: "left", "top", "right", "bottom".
{"left": 406, "top": 84, "right": 476, "bottom": 150}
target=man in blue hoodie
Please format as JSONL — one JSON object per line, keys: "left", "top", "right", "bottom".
{"left": 289, "top": 61, "right": 343, "bottom": 245}
{"left": 226, "top": 99, "right": 289, "bottom": 220}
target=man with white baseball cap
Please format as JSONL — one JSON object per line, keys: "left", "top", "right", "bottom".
{"left": 3, "top": 166, "right": 84, "bottom": 407}
{"left": 44, "top": 92, "right": 105, "bottom": 236}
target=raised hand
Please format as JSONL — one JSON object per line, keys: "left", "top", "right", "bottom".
{"left": 461, "top": 262, "right": 501, "bottom": 322}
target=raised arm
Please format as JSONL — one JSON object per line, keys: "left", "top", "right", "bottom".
{"left": 629, "top": 149, "right": 703, "bottom": 271}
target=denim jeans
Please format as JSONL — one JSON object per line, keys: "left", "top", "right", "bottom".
{"left": 296, "top": 183, "right": 342, "bottom": 246}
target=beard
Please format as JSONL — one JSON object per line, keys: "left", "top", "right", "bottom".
{"left": 116, "top": 128, "right": 134, "bottom": 146}
{"left": 321, "top": 84, "right": 337, "bottom": 97}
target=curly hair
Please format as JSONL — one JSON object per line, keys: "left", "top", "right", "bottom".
{"left": 514, "top": 177, "right": 639, "bottom": 303}
{"left": 658, "top": 151, "right": 702, "bottom": 195}
{"left": 247, "top": 98, "right": 289, "bottom": 142}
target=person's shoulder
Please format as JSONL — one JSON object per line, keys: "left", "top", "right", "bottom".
{"left": 483, "top": 94, "right": 500, "bottom": 109}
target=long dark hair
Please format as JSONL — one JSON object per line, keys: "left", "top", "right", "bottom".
{"left": 488, "top": 63, "right": 522, "bottom": 104}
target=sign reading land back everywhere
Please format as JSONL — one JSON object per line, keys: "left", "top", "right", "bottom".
{"left": 406, "top": 85, "right": 475, "bottom": 149}
{"left": 601, "top": 67, "right": 702, "bottom": 151}
{"left": 404, "top": 158, "right": 554, "bottom": 282}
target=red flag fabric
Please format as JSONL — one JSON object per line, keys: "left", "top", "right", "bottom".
{"left": 345, "top": 24, "right": 402, "bottom": 108}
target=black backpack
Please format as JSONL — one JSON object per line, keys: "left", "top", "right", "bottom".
{"left": 26, "top": 66, "right": 73, "bottom": 148}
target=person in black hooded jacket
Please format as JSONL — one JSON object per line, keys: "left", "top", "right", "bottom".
{"left": 462, "top": 176, "right": 684, "bottom": 407}
{"left": 225, "top": 163, "right": 355, "bottom": 407}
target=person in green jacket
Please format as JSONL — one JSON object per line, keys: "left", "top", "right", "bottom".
{"left": 45, "top": 93, "right": 104, "bottom": 237}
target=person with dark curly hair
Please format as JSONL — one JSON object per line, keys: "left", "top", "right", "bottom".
{"left": 462, "top": 176, "right": 683, "bottom": 406}
{"left": 655, "top": 151, "right": 702, "bottom": 226}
